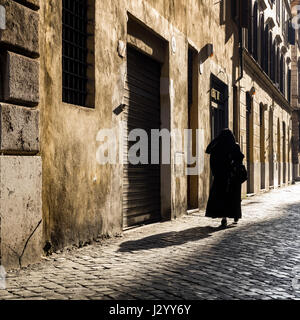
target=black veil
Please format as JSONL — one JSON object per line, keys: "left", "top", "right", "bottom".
{"left": 206, "top": 129, "right": 236, "bottom": 155}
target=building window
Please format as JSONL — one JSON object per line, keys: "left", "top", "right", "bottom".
{"left": 260, "top": 14, "right": 265, "bottom": 70}
{"left": 270, "top": 33, "right": 275, "bottom": 81}
{"left": 288, "top": 68, "right": 291, "bottom": 103}
{"left": 283, "top": 6, "right": 288, "bottom": 43}
{"left": 264, "top": 24, "right": 269, "bottom": 75}
{"left": 280, "top": 54, "right": 284, "bottom": 93}
{"left": 253, "top": 2, "right": 258, "bottom": 61}
{"left": 276, "top": 0, "right": 280, "bottom": 24}
{"left": 247, "top": 0, "right": 253, "bottom": 54}
{"left": 282, "top": 1, "right": 286, "bottom": 33}
{"left": 288, "top": 19, "right": 295, "bottom": 45}
{"left": 259, "top": 104, "right": 263, "bottom": 127}
{"left": 276, "top": 46, "right": 280, "bottom": 86}
{"left": 62, "top": 0, "right": 95, "bottom": 107}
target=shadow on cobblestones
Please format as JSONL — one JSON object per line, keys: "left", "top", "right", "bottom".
{"left": 118, "top": 225, "right": 236, "bottom": 252}
{"left": 1, "top": 186, "right": 300, "bottom": 300}
{"left": 114, "top": 201, "right": 300, "bottom": 300}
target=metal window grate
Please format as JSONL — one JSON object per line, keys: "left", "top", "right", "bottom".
{"left": 62, "top": 0, "right": 88, "bottom": 107}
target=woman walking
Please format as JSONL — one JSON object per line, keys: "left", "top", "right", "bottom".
{"left": 205, "top": 129, "right": 247, "bottom": 228}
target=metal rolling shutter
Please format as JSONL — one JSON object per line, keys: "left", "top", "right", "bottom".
{"left": 123, "top": 46, "right": 161, "bottom": 228}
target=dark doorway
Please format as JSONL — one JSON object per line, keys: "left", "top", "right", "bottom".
{"left": 187, "top": 48, "right": 199, "bottom": 211}
{"left": 269, "top": 108, "right": 274, "bottom": 188}
{"left": 283, "top": 121, "right": 286, "bottom": 184}
{"left": 277, "top": 118, "right": 281, "bottom": 187}
{"left": 246, "top": 92, "right": 254, "bottom": 194}
{"left": 210, "top": 75, "right": 228, "bottom": 140}
{"left": 260, "top": 104, "right": 265, "bottom": 190}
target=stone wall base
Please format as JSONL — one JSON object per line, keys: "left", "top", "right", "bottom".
{"left": 0, "top": 156, "right": 42, "bottom": 270}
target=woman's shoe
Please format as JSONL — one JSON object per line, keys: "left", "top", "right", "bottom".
{"left": 234, "top": 218, "right": 239, "bottom": 224}
{"left": 221, "top": 218, "right": 227, "bottom": 228}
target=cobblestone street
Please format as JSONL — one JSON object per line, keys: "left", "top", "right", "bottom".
{"left": 1, "top": 183, "right": 300, "bottom": 300}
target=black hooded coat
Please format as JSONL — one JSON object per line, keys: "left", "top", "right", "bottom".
{"left": 205, "top": 129, "right": 245, "bottom": 219}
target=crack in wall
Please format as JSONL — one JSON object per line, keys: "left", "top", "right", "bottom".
{"left": 18, "top": 219, "right": 42, "bottom": 268}
{"left": 2, "top": 219, "right": 42, "bottom": 269}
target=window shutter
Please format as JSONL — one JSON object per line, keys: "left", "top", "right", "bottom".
{"left": 264, "top": 26, "right": 269, "bottom": 74}
{"left": 260, "top": 14, "right": 265, "bottom": 70}
{"left": 247, "top": 1, "right": 253, "bottom": 53}
{"left": 288, "top": 69, "right": 291, "bottom": 103}
{"left": 231, "top": 0, "right": 238, "bottom": 21}
{"left": 277, "top": 0, "right": 281, "bottom": 23}
{"left": 239, "top": 0, "right": 250, "bottom": 28}
{"left": 269, "top": 35, "right": 273, "bottom": 80}
{"left": 232, "top": 0, "right": 249, "bottom": 28}
{"left": 288, "top": 20, "right": 295, "bottom": 45}
{"left": 253, "top": 2, "right": 258, "bottom": 61}
{"left": 271, "top": 41, "right": 275, "bottom": 81}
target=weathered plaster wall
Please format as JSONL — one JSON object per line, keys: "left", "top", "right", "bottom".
{"left": 40, "top": 1, "right": 125, "bottom": 249}
{"left": 0, "top": 156, "right": 42, "bottom": 269}
{"left": 39, "top": 0, "right": 238, "bottom": 250}
{"left": 39, "top": 0, "right": 295, "bottom": 253}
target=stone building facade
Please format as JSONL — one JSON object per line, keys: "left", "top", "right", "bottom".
{"left": 0, "top": 0, "right": 42, "bottom": 269}
{"left": 291, "top": 0, "right": 300, "bottom": 180}
{"left": 239, "top": 0, "right": 295, "bottom": 195}
{"left": 0, "top": 0, "right": 298, "bottom": 270}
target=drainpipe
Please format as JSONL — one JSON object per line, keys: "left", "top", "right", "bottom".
{"left": 236, "top": 24, "right": 244, "bottom": 83}
{"left": 234, "top": 19, "right": 244, "bottom": 144}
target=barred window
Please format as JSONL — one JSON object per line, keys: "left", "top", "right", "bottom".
{"left": 62, "top": 0, "right": 95, "bottom": 108}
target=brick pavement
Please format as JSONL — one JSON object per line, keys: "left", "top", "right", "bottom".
{"left": 1, "top": 183, "right": 300, "bottom": 300}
